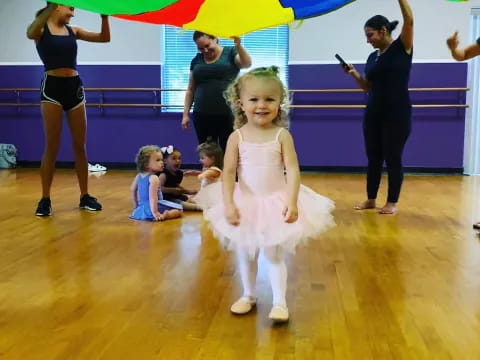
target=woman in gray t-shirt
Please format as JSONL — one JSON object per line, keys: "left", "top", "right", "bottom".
{"left": 182, "top": 31, "right": 251, "bottom": 151}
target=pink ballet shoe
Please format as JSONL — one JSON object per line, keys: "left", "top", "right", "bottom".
{"left": 230, "top": 296, "right": 256, "bottom": 315}
{"left": 268, "top": 305, "right": 289, "bottom": 323}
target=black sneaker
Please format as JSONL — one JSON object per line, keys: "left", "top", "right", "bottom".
{"left": 79, "top": 194, "right": 102, "bottom": 211}
{"left": 35, "top": 197, "right": 52, "bottom": 216}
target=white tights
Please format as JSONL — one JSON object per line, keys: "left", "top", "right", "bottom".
{"left": 236, "top": 246, "right": 287, "bottom": 307}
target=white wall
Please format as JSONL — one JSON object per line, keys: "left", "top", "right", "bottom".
{"left": 290, "top": 0, "right": 480, "bottom": 63}
{"left": 1, "top": 0, "right": 479, "bottom": 64}
{"left": 0, "top": 0, "right": 161, "bottom": 63}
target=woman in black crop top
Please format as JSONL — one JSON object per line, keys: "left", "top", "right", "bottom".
{"left": 27, "top": 3, "right": 110, "bottom": 216}
{"left": 342, "top": 0, "right": 414, "bottom": 215}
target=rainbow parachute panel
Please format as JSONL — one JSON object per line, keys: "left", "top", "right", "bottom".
{"left": 48, "top": 0, "right": 357, "bottom": 37}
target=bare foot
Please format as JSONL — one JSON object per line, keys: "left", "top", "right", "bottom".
{"left": 354, "top": 199, "right": 376, "bottom": 210}
{"left": 163, "top": 209, "right": 183, "bottom": 219}
{"left": 379, "top": 202, "right": 397, "bottom": 214}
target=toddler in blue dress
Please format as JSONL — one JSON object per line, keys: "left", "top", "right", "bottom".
{"left": 130, "top": 145, "right": 183, "bottom": 221}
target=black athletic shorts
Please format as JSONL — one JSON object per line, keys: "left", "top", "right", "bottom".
{"left": 40, "top": 74, "right": 85, "bottom": 111}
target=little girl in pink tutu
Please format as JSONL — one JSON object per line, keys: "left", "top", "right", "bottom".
{"left": 196, "top": 66, "right": 334, "bottom": 323}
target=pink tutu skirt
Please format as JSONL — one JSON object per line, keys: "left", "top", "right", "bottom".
{"left": 195, "top": 182, "right": 335, "bottom": 257}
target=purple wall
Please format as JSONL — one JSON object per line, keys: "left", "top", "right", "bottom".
{"left": 0, "top": 63, "right": 467, "bottom": 170}
{"left": 289, "top": 63, "right": 467, "bottom": 169}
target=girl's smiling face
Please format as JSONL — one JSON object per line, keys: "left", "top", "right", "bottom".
{"left": 164, "top": 150, "right": 182, "bottom": 172}
{"left": 239, "top": 77, "right": 282, "bottom": 128}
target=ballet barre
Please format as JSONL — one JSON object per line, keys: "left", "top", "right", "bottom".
{"left": 0, "top": 87, "right": 469, "bottom": 110}
{"left": 0, "top": 103, "right": 468, "bottom": 109}
{"left": 289, "top": 87, "right": 468, "bottom": 93}
{"left": 0, "top": 87, "right": 469, "bottom": 92}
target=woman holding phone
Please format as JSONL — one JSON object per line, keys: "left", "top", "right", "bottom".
{"left": 341, "top": 0, "right": 414, "bottom": 214}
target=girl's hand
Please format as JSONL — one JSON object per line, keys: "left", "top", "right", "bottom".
{"left": 447, "top": 31, "right": 459, "bottom": 51}
{"left": 153, "top": 211, "right": 164, "bottom": 221}
{"left": 282, "top": 204, "right": 298, "bottom": 223}
{"left": 225, "top": 204, "right": 240, "bottom": 226}
{"left": 184, "top": 170, "right": 201, "bottom": 176}
{"left": 176, "top": 186, "right": 187, "bottom": 195}
{"left": 181, "top": 187, "right": 197, "bottom": 195}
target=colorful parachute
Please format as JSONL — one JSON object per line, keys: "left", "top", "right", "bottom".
{"left": 48, "top": 0, "right": 357, "bottom": 37}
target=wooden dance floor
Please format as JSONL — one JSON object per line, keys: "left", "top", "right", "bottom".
{"left": 1, "top": 169, "right": 480, "bottom": 359}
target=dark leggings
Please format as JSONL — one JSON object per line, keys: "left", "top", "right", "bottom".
{"left": 192, "top": 112, "right": 234, "bottom": 152}
{"left": 363, "top": 106, "right": 411, "bottom": 203}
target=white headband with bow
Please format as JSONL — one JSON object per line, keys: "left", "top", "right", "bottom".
{"left": 160, "top": 145, "right": 174, "bottom": 154}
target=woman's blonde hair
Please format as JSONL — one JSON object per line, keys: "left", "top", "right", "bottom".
{"left": 224, "top": 66, "right": 290, "bottom": 130}
{"left": 135, "top": 145, "right": 161, "bottom": 172}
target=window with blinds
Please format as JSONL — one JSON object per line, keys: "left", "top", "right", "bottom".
{"left": 161, "top": 25, "right": 289, "bottom": 112}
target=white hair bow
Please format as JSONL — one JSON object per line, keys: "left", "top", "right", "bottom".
{"left": 160, "top": 145, "right": 174, "bottom": 154}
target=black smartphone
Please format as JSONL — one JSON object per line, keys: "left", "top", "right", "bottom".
{"left": 335, "top": 53, "right": 349, "bottom": 69}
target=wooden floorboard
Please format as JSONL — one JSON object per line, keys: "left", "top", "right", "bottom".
{"left": 1, "top": 169, "right": 480, "bottom": 359}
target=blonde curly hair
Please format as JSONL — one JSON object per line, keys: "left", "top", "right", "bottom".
{"left": 135, "top": 145, "right": 161, "bottom": 172}
{"left": 224, "top": 66, "right": 290, "bottom": 130}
